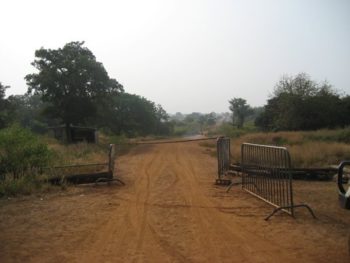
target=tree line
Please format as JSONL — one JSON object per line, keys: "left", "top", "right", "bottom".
{"left": 0, "top": 41, "right": 174, "bottom": 140}
{"left": 256, "top": 73, "right": 350, "bottom": 131}
{"left": 229, "top": 73, "right": 350, "bottom": 131}
{"left": 1, "top": 41, "right": 349, "bottom": 139}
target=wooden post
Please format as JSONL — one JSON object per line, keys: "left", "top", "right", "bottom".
{"left": 108, "top": 144, "right": 116, "bottom": 176}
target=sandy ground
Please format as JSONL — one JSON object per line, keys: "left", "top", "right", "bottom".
{"left": 0, "top": 141, "right": 350, "bottom": 263}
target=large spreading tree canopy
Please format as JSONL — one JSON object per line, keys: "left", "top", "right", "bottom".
{"left": 255, "top": 73, "right": 348, "bottom": 131}
{"left": 25, "top": 41, "right": 124, "bottom": 132}
{"left": 101, "top": 93, "right": 173, "bottom": 137}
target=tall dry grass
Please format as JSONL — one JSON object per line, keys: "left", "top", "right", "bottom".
{"left": 42, "top": 132, "right": 134, "bottom": 167}
{"left": 229, "top": 129, "right": 350, "bottom": 167}
{"left": 48, "top": 142, "right": 108, "bottom": 166}
{"left": 289, "top": 142, "right": 350, "bottom": 167}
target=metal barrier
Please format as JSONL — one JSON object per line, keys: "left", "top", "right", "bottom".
{"left": 217, "top": 137, "right": 230, "bottom": 178}
{"left": 241, "top": 143, "right": 316, "bottom": 220}
{"left": 216, "top": 137, "right": 231, "bottom": 184}
{"left": 47, "top": 144, "right": 124, "bottom": 185}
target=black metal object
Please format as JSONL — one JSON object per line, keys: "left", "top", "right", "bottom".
{"left": 337, "top": 161, "right": 350, "bottom": 209}
{"left": 241, "top": 143, "right": 316, "bottom": 220}
{"left": 217, "top": 137, "right": 230, "bottom": 178}
{"left": 216, "top": 137, "right": 231, "bottom": 185}
{"left": 48, "top": 124, "right": 98, "bottom": 143}
{"left": 48, "top": 144, "right": 124, "bottom": 185}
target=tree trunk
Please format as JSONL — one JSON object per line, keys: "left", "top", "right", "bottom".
{"left": 65, "top": 123, "right": 72, "bottom": 143}
{"left": 237, "top": 116, "right": 244, "bottom": 129}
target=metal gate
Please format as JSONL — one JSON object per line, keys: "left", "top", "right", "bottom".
{"left": 217, "top": 137, "right": 231, "bottom": 180}
{"left": 241, "top": 143, "right": 316, "bottom": 220}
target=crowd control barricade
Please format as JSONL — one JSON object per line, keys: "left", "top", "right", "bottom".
{"left": 216, "top": 137, "right": 231, "bottom": 185}
{"left": 241, "top": 143, "right": 316, "bottom": 220}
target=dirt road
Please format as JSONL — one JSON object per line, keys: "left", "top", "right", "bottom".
{"left": 0, "top": 141, "right": 349, "bottom": 262}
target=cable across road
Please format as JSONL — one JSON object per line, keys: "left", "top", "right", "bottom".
{"left": 115, "top": 136, "right": 218, "bottom": 145}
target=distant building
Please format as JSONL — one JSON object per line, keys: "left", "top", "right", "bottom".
{"left": 49, "top": 125, "right": 98, "bottom": 143}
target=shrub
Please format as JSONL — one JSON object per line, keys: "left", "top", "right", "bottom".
{"left": 0, "top": 175, "right": 56, "bottom": 197}
{"left": 215, "top": 123, "right": 247, "bottom": 138}
{"left": 0, "top": 125, "right": 52, "bottom": 180}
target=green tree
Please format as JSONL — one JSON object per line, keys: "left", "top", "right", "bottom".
{"left": 25, "top": 41, "right": 123, "bottom": 142}
{"left": 256, "top": 73, "right": 344, "bottom": 131}
{"left": 154, "top": 104, "right": 173, "bottom": 135}
{"left": 155, "top": 104, "right": 169, "bottom": 123}
{"left": 7, "top": 94, "right": 54, "bottom": 133}
{"left": 0, "top": 82, "right": 7, "bottom": 100}
{"left": 105, "top": 93, "right": 157, "bottom": 136}
{"left": 229, "top": 98, "right": 252, "bottom": 128}
{"left": 273, "top": 73, "right": 318, "bottom": 97}
{"left": 205, "top": 112, "right": 217, "bottom": 126}
{"left": 0, "top": 125, "right": 52, "bottom": 180}
{"left": 0, "top": 82, "right": 13, "bottom": 129}
{"left": 198, "top": 113, "right": 216, "bottom": 134}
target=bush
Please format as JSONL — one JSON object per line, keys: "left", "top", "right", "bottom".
{"left": 0, "top": 175, "right": 56, "bottom": 197}
{"left": 211, "top": 123, "right": 247, "bottom": 138}
{"left": 0, "top": 125, "right": 52, "bottom": 180}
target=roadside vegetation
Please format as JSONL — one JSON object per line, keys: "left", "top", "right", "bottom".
{"left": 0, "top": 125, "right": 52, "bottom": 196}
{"left": 1, "top": 42, "right": 350, "bottom": 196}
{"left": 228, "top": 129, "right": 350, "bottom": 168}
{"left": 0, "top": 125, "right": 118, "bottom": 197}
{"left": 0, "top": 129, "right": 134, "bottom": 197}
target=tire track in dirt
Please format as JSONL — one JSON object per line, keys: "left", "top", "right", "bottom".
{"left": 172, "top": 144, "right": 238, "bottom": 261}
{"left": 134, "top": 152, "right": 155, "bottom": 261}
{"left": 78, "top": 147, "right": 165, "bottom": 263}
{"left": 144, "top": 144, "right": 195, "bottom": 263}
{"left": 2, "top": 140, "right": 349, "bottom": 262}
{"left": 171, "top": 143, "right": 295, "bottom": 262}
{"left": 123, "top": 142, "right": 296, "bottom": 262}
{"left": 126, "top": 145, "right": 174, "bottom": 262}
{"left": 147, "top": 222, "right": 191, "bottom": 263}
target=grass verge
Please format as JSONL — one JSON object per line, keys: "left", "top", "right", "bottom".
{"left": 229, "top": 129, "right": 350, "bottom": 167}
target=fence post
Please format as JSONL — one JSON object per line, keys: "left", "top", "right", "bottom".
{"left": 216, "top": 137, "right": 231, "bottom": 185}
{"left": 108, "top": 144, "right": 116, "bottom": 177}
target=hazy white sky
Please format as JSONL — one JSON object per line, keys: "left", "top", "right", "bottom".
{"left": 0, "top": 0, "right": 349, "bottom": 113}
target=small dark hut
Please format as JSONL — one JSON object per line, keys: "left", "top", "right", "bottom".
{"left": 49, "top": 125, "right": 98, "bottom": 143}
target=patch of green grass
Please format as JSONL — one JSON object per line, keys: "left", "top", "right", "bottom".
{"left": 0, "top": 125, "right": 53, "bottom": 180}
{"left": 208, "top": 122, "right": 258, "bottom": 138}
{"left": 0, "top": 175, "right": 59, "bottom": 197}
{"left": 0, "top": 130, "right": 134, "bottom": 198}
